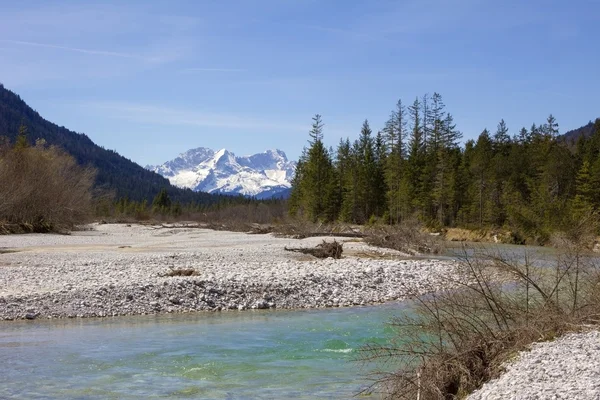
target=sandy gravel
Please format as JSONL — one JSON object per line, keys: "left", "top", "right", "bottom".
{"left": 467, "top": 329, "right": 600, "bottom": 400}
{"left": 0, "top": 223, "right": 461, "bottom": 320}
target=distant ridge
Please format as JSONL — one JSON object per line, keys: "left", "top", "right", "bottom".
{"left": 561, "top": 120, "right": 598, "bottom": 144}
{"left": 0, "top": 84, "right": 229, "bottom": 204}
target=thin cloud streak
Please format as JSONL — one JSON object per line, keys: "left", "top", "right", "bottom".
{"left": 180, "top": 67, "right": 247, "bottom": 73}
{"left": 81, "top": 101, "right": 307, "bottom": 133}
{"left": 1, "top": 39, "right": 147, "bottom": 60}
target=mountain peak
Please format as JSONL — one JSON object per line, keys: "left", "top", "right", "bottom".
{"left": 149, "top": 147, "right": 296, "bottom": 199}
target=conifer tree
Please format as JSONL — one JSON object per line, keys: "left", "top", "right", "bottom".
{"left": 407, "top": 97, "right": 426, "bottom": 216}
{"left": 14, "top": 123, "right": 29, "bottom": 150}
{"left": 373, "top": 131, "right": 388, "bottom": 219}
{"left": 384, "top": 100, "right": 407, "bottom": 223}
{"left": 470, "top": 130, "right": 494, "bottom": 227}
{"left": 572, "top": 160, "right": 594, "bottom": 218}
{"left": 288, "top": 114, "right": 335, "bottom": 222}
{"left": 356, "top": 120, "right": 377, "bottom": 222}
{"left": 152, "top": 188, "right": 172, "bottom": 213}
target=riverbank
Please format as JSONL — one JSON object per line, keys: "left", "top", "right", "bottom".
{"left": 0, "top": 223, "right": 462, "bottom": 320}
{"left": 467, "top": 329, "right": 600, "bottom": 399}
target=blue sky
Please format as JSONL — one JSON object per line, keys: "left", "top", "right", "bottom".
{"left": 1, "top": 0, "right": 598, "bottom": 166}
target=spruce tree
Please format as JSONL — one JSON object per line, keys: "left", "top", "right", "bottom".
{"left": 289, "top": 114, "right": 335, "bottom": 222}
{"left": 152, "top": 188, "right": 172, "bottom": 213}
{"left": 14, "top": 123, "right": 29, "bottom": 150}
{"left": 383, "top": 99, "right": 407, "bottom": 223}
{"left": 356, "top": 120, "right": 377, "bottom": 222}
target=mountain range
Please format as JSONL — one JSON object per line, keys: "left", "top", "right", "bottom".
{"left": 148, "top": 148, "right": 296, "bottom": 199}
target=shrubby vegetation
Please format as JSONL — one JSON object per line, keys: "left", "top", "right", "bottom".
{"left": 290, "top": 93, "right": 600, "bottom": 244}
{"left": 361, "top": 216, "right": 600, "bottom": 399}
{"left": 96, "top": 190, "right": 288, "bottom": 231}
{"left": 0, "top": 126, "right": 96, "bottom": 233}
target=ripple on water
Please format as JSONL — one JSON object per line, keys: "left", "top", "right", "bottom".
{"left": 0, "top": 303, "right": 412, "bottom": 399}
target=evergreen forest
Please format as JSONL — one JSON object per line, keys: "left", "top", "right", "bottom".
{"left": 290, "top": 93, "right": 600, "bottom": 243}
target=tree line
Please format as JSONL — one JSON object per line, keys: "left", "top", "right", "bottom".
{"left": 290, "top": 93, "right": 600, "bottom": 242}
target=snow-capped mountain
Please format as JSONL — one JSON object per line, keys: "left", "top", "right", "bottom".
{"left": 147, "top": 148, "right": 296, "bottom": 199}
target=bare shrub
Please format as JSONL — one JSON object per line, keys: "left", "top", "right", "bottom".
{"left": 285, "top": 239, "right": 343, "bottom": 259}
{"left": 0, "top": 141, "right": 96, "bottom": 232}
{"left": 360, "top": 237, "right": 600, "bottom": 399}
{"left": 273, "top": 218, "right": 362, "bottom": 239}
{"left": 365, "top": 218, "right": 444, "bottom": 255}
{"left": 189, "top": 202, "right": 288, "bottom": 232}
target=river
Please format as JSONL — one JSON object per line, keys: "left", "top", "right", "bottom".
{"left": 0, "top": 302, "right": 411, "bottom": 399}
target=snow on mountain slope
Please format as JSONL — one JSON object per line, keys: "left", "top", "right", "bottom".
{"left": 147, "top": 147, "right": 296, "bottom": 199}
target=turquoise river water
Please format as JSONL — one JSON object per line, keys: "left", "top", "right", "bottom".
{"left": 0, "top": 302, "right": 410, "bottom": 399}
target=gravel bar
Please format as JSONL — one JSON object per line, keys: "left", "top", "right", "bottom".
{"left": 468, "top": 330, "right": 600, "bottom": 400}
{"left": 0, "top": 223, "right": 461, "bottom": 320}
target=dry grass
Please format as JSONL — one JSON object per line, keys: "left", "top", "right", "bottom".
{"left": 359, "top": 218, "right": 600, "bottom": 399}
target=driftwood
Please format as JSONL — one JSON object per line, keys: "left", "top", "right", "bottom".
{"left": 285, "top": 240, "right": 343, "bottom": 259}
{"left": 301, "top": 232, "right": 364, "bottom": 238}
{"left": 159, "top": 268, "right": 199, "bottom": 277}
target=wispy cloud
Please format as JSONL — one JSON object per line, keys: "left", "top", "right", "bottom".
{"left": 0, "top": 39, "right": 147, "bottom": 60}
{"left": 180, "top": 67, "right": 247, "bottom": 73}
{"left": 81, "top": 101, "right": 307, "bottom": 132}
{"left": 294, "top": 23, "right": 375, "bottom": 41}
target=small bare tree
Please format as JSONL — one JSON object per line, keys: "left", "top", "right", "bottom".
{"left": 0, "top": 139, "right": 96, "bottom": 232}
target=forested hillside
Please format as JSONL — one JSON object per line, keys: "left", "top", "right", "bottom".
{"left": 562, "top": 120, "right": 596, "bottom": 145}
{"left": 0, "top": 84, "right": 230, "bottom": 204}
{"left": 290, "top": 93, "right": 600, "bottom": 242}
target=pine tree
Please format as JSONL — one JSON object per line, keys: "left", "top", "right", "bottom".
{"left": 152, "top": 188, "right": 172, "bottom": 213}
{"left": 288, "top": 114, "right": 335, "bottom": 222}
{"left": 432, "top": 113, "right": 461, "bottom": 225}
{"left": 470, "top": 130, "right": 494, "bottom": 227}
{"left": 356, "top": 120, "right": 377, "bottom": 222}
{"left": 373, "top": 131, "right": 388, "bottom": 219}
{"left": 543, "top": 114, "right": 559, "bottom": 138}
{"left": 572, "top": 160, "right": 594, "bottom": 218}
{"left": 493, "top": 119, "right": 511, "bottom": 152}
{"left": 407, "top": 97, "right": 426, "bottom": 216}
{"left": 14, "top": 123, "right": 29, "bottom": 150}
{"left": 333, "top": 138, "right": 352, "bottom": 221}
{"left": 427, "top": 92, "right": 445, "bottom": 154}
{"left": 383, "top": 99, "right": 407, "bottom": 223}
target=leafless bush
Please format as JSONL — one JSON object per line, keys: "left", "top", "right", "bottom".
{"left": 273, "top": 218, "right": 361, "bottom": 239}
{"left": 365, "top": 218, "right": 444, "bottom": 255}
{"left": 285, "top": 239, "right": 344, "bottom": 259}
{"left": 0, "top": 141, "right": 96, "bottom": 233}
{"left": 359, "top": 238, "right": 600, "bottom": 399}
{"left": 188, "top": 202, "right": 288, "bottom": 232}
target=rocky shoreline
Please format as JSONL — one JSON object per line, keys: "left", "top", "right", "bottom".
{"left": 467, "top": 330, "right": 600, "bottom": 399}
{"left": 0, "top": 223, "right": 462, "bottom": 320}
